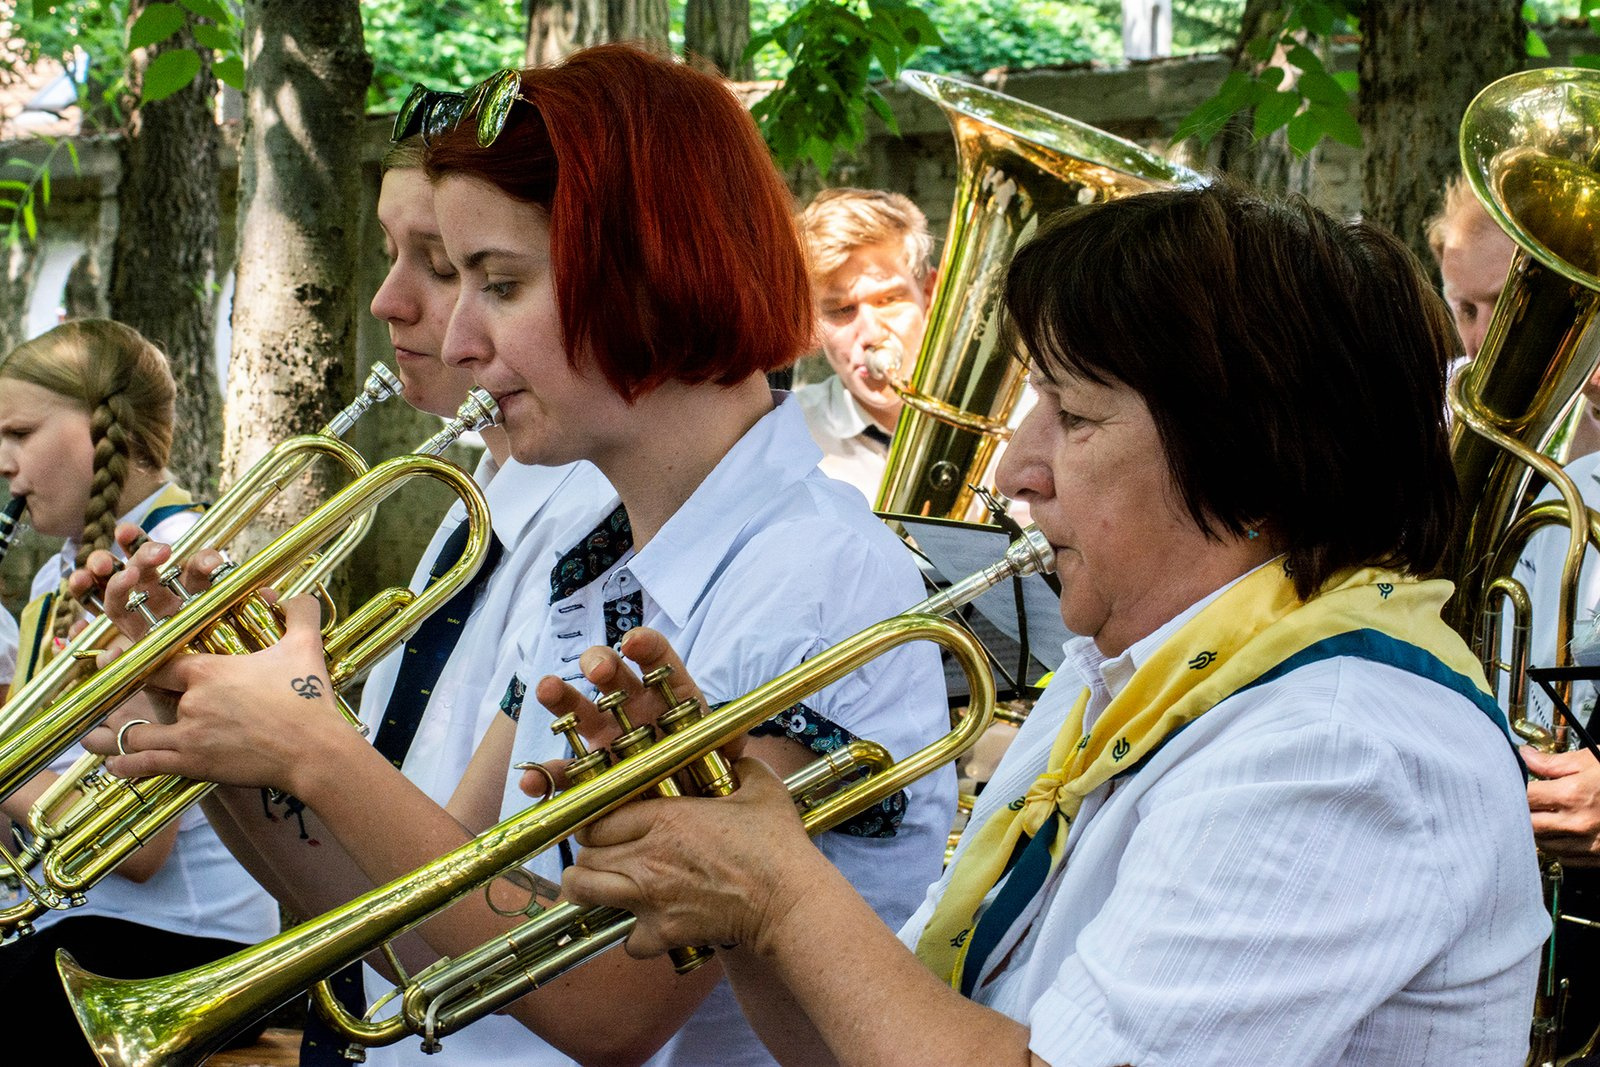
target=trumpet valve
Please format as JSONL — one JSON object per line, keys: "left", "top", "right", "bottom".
{"left": 651, "top": 672, "right": 737, "bottom": 799}
{"left": 596, "top": 690, "right": 635, "bottom": 733}
{"left": 157, "top": 562, "right": 194, "bottom": 604}
{"left": 124, "top": 591, "right": 161, "bottom": 630}
{"left": 551, "top": 714, "right": 608, "bottom": 784}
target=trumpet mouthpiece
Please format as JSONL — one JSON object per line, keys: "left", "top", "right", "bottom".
{"left": 457, "top": 388, "right": 502, "bottom": 432}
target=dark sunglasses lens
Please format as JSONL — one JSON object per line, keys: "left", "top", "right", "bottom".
{"left": 392, "top": 83, "right": 429, "bottom": 141}
{"left": 422, "top": 94, "right": 467, "bottom": 144}
{"left": 476, "top": 70, "right": 521, "bottom": 148}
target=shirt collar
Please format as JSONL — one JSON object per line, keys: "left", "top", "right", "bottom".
{"left": 809, "top": 375, "right": 874, "bottom": 440}
{"left": 627, "top": 391, "right": 822, "bottom": 628}
{"left": 481, "top": 458, "right": 592, "bottom": 549}
{"left": 1063, "top": 558, "right": 1279, "bottom": 731}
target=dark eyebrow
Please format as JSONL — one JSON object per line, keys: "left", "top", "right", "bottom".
{"left": 461, "top": 247, "right": 535, "bottom": 271}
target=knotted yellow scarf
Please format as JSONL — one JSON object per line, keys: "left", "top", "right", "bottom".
{"left": 914, "top": 559, "right": 1503, "bottom": 993}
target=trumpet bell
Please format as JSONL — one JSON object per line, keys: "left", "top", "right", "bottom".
{"left": 58, "top": 950, "right": 219, "bottom": 1067}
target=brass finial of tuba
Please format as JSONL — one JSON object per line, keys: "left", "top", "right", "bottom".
{"left": 872, "top": 71, "right": 1203, "bottom": 522}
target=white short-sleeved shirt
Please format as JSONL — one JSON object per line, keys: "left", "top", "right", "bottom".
{"left": 20, "top": 484, "right": 280, "bottom": 945}
{"left": 0, "top": 604, "right": 18, "bottom": 689}
{"left": 354, "top": 454, "right": 613, "bottom": 1067}
{"left": 897, "top": 591, "right": 1546, "bottom": 1067}
{"left": 1509, "top": 449, "right": 1600, "bottom": 730}
{"left": 491, "top": 392, "right": 954, "bottom": 1067}
{"left": 795, "top": 376, "right": 889, "bottom": 503}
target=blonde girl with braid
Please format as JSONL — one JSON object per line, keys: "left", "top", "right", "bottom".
{"left": 0, "top": 319, "right": 277, "bottom": 1067}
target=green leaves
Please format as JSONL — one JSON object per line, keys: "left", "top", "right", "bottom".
{"left": 141, "top": 48, "right": 203, "bottom": 102}
{"left": 746, "top": 0, "right": 943, "bottom": 172}
{"left": 129, "top": 0, "right": 245, "bottom": 104}
{"left": 0, "top": 137, "right": 82, "bottom": 247}
{"left": 129, "top": 3, "right": 186, "bottom": 50}
{"left": 1174, "top": 0, "right": 1360, "bottom": 156}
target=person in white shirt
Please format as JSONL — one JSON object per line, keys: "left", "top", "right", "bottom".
{"left": 80, "top": 45, "right": 948, "bottom": 1067}
{"left": 554, "top": 182, "right": 1547, "bottom": 1067}
{"left": 277, "top": 130, "right": 610, "bottom": 1067}
{"left": 794, "top": 188, "right": 936, "bottom": 502}
{"left": 0, "top": 319, "right": 278, "bottom": 1067}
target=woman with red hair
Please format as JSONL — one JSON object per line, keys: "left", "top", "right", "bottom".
{"left": 83, "top": 44, "right": 953, "bottom": 1067}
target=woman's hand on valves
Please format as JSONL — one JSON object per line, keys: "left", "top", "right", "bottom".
{"left": 77, "top": 585, "right": 342, "bottom": 796}
{"left": 561, "top": 751, "right": 815, "bottom": 959}
{"left": 519, "top": 626, "right": 745, "bottom": 797}
{"left": 67, "top": 523, "right": 235, "bottom": 640}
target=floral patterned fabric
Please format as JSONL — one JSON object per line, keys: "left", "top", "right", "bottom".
{"left": 750, "top": 700, "right": 907, "bottom": 838}
{"left": 549, "top": 504, "right": 632, "bottom": 603}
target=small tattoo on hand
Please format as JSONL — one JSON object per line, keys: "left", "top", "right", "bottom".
{"left": 291, "top": 675, "right": 324, "bottom": 700}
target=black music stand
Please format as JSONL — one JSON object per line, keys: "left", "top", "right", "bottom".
{"left": 1525, "top": 665, "right": 1600, "bottom": 765}
{"left": 878, "top": 510, "right": 1067, "bottom": 705}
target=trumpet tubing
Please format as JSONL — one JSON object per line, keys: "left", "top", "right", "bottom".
{"left": 0, "top": 364, "right": 403, "bottom": 784}
{"left": 58, "top": 529, "right": 1054, "bottom": 1066}
{"left": 0, "top": 389, "right": 499, "bottom": 938}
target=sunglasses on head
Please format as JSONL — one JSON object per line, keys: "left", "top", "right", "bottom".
{"left": 392, "top": 70, "right": 526, "bottom": 148}
{"left": 392, "top": 84, "right": 466, "bottom": 144}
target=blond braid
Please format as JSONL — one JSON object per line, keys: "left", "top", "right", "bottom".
{"left": 0, "top": 320, "right": 178, "bottom": 654}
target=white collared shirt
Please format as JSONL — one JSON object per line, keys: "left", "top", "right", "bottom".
{"left": 355, "top": 454, "right": 613, "bottom": 1067}
{"left": 19, "top": 484, "right": 280, "bottom": 946}
{"left": 1509, "top": 449, "right": 1600, "bottom": 731}
{"left": 494, "top": 392, "right": 954, "bottom": 1067}
{"left": 795, "top": 376, "right": 890, "bottom": 503}
{"left": 898, "top": 589, "right": 1544, "bottom": 1067}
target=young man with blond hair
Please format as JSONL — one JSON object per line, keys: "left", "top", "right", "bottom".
{"left": 795, "top": 187, "right": 937, "bottom": 501}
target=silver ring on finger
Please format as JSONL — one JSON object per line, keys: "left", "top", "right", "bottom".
{"left": 115, "top": 717, "right": 153, "bottom": 757}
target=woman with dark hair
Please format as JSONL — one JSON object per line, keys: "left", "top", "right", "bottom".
{"left": 550, "top": 182, "right": 1549, "bottom": 1066}
{"left": 82, "top": 44, "right": 952, "bottom": 1067}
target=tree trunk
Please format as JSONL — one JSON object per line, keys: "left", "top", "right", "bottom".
{"left": 1211, "top": 0, "right": 1315, "bottom": 198}
{"left": 223, "top": 0, "right": 371, "bottom": 554}
{"left": 524, "top": 0, "right": 608, "bottom": 66}
{"left": 684, "top": 0, "right": 751, "bottom": 78}
{"left": 1358, "top": 0, "right": 1522, "bottom": 263}
{"left": 608, "top": 0, "right": 670, "bottom": 56}
{"left": 109, "top": 0, "right": 224, "bottom": 495}
{"left": 0, "top": 239, "right": 41, "bottom": 359}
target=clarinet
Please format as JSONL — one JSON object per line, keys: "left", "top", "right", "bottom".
{"left": 0, "top": 496, "right": 25, "bottom": 568}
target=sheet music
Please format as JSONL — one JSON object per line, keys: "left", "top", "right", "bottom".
{"left": 884, "top": 514, "right": 1071, "bottom": 691}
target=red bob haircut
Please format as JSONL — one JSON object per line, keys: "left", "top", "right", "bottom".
{"left": 424, "top": 45, "right": 813, "bottom": 401}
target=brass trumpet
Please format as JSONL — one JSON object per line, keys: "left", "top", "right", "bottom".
{"left": 0, "top": 363, "right": 404, "bottom": 775}
{"left": 0, "top": 389, "right": 497, "bottom": 939}
{"left": 57, "top": 528, "right": 1055, "bottom": 1067}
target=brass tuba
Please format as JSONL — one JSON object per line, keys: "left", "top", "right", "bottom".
{"left": 56, "top": 530, "right": 1054, "bottom": 1067}
{"left": 872, "top": 70, "right": 1203, "bottom": 522}
{"left": 1442, "top": 68, "right": 1600, "bottom": 1066}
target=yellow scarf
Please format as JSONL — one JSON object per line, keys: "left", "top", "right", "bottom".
{"left": 11, "top": 485, "right": 200, "bottom": 691}
{"left": 914, "top": 560, "right": 1505, "bottom": 993}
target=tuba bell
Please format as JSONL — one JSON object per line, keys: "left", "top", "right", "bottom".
{"left": 872, "top": 70, "right": 1204, "bottom": 522}
{"left": 1442, "top": 67, "right": 1600, "bottom": 1066}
